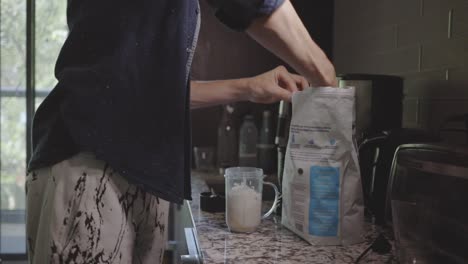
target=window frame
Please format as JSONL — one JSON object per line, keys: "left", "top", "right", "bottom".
{"left": 0, "top": 0, "right": 35, "bottom": 260}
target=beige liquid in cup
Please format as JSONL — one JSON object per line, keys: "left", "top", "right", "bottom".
{"left": 226, "top": 183, "right": 262, "bottom": 232}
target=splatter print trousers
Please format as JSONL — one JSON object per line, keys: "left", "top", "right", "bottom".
{"left": 26, "top": 152, "right": 169, "bottom": 264}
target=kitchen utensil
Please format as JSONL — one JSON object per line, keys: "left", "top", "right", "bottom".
{"left": 224, "top": 167, "right": 279, "bottom": 233}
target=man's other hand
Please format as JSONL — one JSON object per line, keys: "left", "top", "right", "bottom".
{"left": 243, "top": 66, "right": 308, "bottom": 103}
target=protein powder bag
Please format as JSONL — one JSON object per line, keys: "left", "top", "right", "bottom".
{"left": 281, "top": 87, "right": 364, "bottom": 245}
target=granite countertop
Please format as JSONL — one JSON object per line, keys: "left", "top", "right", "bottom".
{"left": 191, "top": 171, "right": 396, "bottom": 264}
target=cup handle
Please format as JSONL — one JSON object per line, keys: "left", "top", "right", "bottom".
{"left": 262, "top": 181, "right": 280, "bottom": 219}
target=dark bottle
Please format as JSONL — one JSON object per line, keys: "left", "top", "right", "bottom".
{"left": 257, "top": 111, "right": 276, "bottom": 174}
{"left": 239, "top": 115, "right": 258, "bottom": 167}
{"left": 217, "top": 105, "right": 238, "bottom": 171}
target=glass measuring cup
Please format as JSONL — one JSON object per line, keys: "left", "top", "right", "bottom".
{"left": 224, "top": 167, "right": 279, "bottom": 233}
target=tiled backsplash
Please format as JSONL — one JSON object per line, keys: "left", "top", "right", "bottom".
{"left": 334, "top": 0, "right": 468, "bottom": 144}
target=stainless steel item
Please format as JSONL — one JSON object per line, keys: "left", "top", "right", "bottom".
{"left": 275, "top": 100, "right": 291, "bottom": 216}
{"left": 275, "top": 100, "right": 291, "bottom": 148}
{"left": 275, "top": 101, "right": 291, "bottom": 182}
{"left": 181, "top": 228, "right": 202, "bottom": 264}
{"left": 167, "top": 201, "right": 204, "bottom": 264}
{"left": 386, "top": 143, "right": 468, "bottom": 263}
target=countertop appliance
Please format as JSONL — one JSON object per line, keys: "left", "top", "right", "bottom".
{"left": 166, "top": 201, "right": 204, "bottom": 264}
{"left": 386, "top": 143, "right": 468, "bottom": 263}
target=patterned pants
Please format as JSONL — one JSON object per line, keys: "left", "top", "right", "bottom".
{"left": 26, "top": 153, "right": 169, "bottom": 264}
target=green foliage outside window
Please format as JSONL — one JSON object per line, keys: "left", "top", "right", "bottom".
{"left": 1, "top": 0, "right": 67, "bottom": 210}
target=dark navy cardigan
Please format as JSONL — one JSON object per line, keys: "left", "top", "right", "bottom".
{"left": 29, "top": 0, "right": 284, "bottom": 204}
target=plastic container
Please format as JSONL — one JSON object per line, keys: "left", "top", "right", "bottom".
{"left": 224, "top": 167, "right": 278, "bottom": 233}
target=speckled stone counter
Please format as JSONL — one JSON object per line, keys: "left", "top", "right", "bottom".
{"left": 191, "top": 171, "right": 396, "bottom": 264}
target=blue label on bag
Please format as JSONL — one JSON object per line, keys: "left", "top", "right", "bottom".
{"left": 309, "top": 166, "right": 340, "bottom": 236}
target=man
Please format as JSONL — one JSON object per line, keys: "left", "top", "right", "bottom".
{"left": 26, "top": 0, "right": 336, "bottom": 263}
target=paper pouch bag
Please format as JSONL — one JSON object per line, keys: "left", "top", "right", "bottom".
{"left": 281, "top": 87, "right": 364, "bottom": 245}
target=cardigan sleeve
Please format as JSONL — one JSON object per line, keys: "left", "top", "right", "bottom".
{"left": 206, "top": 0, "right": 285, "bottom": 31}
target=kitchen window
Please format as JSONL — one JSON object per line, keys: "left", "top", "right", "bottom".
{"left": 0, "top": 0, "right": 66, "bottom": 260}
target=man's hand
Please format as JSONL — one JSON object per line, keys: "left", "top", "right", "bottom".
{"left": 247, "top": 0, "right": 338, "bottom": 87}
{"left": 243, "top": 66, "right": 308, "bottom": 104}
{"left": 190, "top": 66, "right": 308, "bottom": 109}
